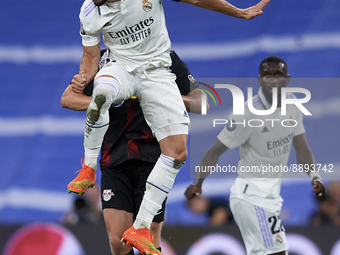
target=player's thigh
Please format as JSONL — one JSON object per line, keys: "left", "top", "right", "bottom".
{"left": 137, "top": 68, "right": 189, "bottom": 140}
{"left": 230, "top": 198, "right": 288, "bottom": 255}
{"left": 95, "top": 60, "right": 136, "bottom": 104}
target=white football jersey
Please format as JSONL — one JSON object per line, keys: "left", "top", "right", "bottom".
{"left": 217, "top": 88, "right": 305, "bottom": 211}
{"left": 79, "top": 0, "right": 171, "bottom": 72}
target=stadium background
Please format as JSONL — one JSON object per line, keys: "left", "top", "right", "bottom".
{"left": 0, "top": 0, "right": 339, "bottom": 254}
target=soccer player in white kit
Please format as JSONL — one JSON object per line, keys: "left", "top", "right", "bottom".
{"left": 67, "top": 0, "right": 271, "bottom": 254}
{"left": 185, "top": 56, "right": 326, "bottom": 255}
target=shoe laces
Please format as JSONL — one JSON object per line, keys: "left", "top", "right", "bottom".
{"left": 75, "top": 158, "right": 87, "bottom": 174}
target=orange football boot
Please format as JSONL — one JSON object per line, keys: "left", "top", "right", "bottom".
{"left": 121, "top": 226, "right": 162, "bottom": 255}
{"left": 67, "top": 158, "right": 96, "bottom": 196}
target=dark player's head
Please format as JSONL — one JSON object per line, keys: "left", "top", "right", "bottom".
{"left": 258, "top": 56, "right": 290, "bottom": 106}
{"left": 93, "top": 0, "right": 107, "bottom": 6}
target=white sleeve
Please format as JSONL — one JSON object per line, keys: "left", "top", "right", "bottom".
{"left": 217, "top": 112, "right": 251, "bottom": 149}
{"left": 79, "top": 8, "right": 101, "bottom": 47}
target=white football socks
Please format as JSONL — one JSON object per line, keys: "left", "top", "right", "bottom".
{"left": 133, "top": 154, "right": 185, "bottom": 229}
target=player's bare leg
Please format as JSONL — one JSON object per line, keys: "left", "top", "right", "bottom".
{"left": 104, "top": 209, "right": 134, "bottom": 255}
{"left": 150, "top": 222, "right": 163, "bottom": 250}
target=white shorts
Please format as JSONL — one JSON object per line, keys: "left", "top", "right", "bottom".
{"left": 230, "top": 198, "right": 288, "bottom": 255}
{"left": 95, "top": 60, "right": 190, "bottom": 141}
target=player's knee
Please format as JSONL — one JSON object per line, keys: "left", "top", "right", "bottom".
{"left": 175, "top": 149, "right": 188, "bottom": 162}
{"left": 180, "top": 147, "right": 188, "bottom": 160}
{"left": 85, "top": 93, "right": 108, "bottom": 125}
{"left": 170, "top": 146, "right": 188, "bottom": 162}
{"left": 160, "top": 140, "right": 188, "bottom": 161}
{"left": 109, "top": 236, "right": 128, "bottom": 255}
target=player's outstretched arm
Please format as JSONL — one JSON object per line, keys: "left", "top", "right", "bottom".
{"left": 180, "top": 0, "right": 271, "bottom": 20}
{"left": 61, "top": 85, "right": 92, "bottom": 111}
{"left": 293, "top": 133, "right": 326, "bottom": 200}
{"left": 182, "top": 88, "right": 210, "bottom": 114}
{"left": 184, "top": 139, "right": 228, "bottom": 200}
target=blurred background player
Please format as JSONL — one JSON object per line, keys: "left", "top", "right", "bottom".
{"left": 61, "top": 50, "right": 208, "bottom": 255}
{"left": 61, "top": 186, "right": 103, "bottom": 226}
{"left": 185, "top": 56, "right": 326, "bottom": 255}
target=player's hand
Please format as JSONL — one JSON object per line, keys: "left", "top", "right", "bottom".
{"left": 184, "top": 184, "right": 202, "bottom": 200}
{"left": 71, "top": 74, "right": 87, "bottom": 94}
{"left": 243, "top": 0, "right": 271, "bottom": 20}
{"left": 312, "top": 179, "right": 326, "bottom": 201}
